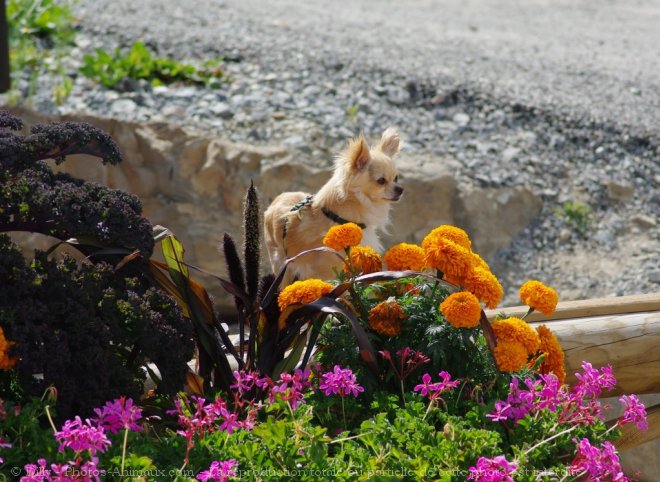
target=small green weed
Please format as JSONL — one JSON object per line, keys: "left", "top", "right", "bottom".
{"left": 80, "top": 41, "right": 225, "bottom": 90}
{"left": 6, "top": 0, "right": 77, "bottom": 102}
{"left": 346, "top": 104, "right": 360, "bottom": 121}
{"left": 555, "top": 200, "right": 591, "bottom": 236}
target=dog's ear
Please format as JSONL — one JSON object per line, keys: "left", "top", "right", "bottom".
{"left": 346, "top": 135, "right": 370, "bottom": 171}
{"left": 377, "top": 128, "right": 400, "bottom": 157}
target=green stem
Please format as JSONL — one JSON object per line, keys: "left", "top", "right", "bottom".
{"left": 523, "top": 424, "right": 579, "bottom": 456}
{"left": 400, "top": 379, "right": 406, "bottom": 408}
{"left": 348, "top": 285, "right": 369, "bottom": 321}
{"left": 341, "top": 396, "right": 347, "bottom": 431}
{"left": 328, "top": 431, "right": 374, "bottom": 444}
{"left": 602, "top": 420, "right": 621, "bottom": 437}
{"left": 44, "top": 405, "right": 57, "bottom": 433}
{"left": 174, "top": 461, "right": 188, "bottom": 482}
{"left": 121, "top": 427, "right": 129, "bottom": 476}
{"left": 422, "top": 400, "right": 435, "bottom": 422}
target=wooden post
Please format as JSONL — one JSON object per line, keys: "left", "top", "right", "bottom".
{"left": 0, "top": 0, "right": 10, "bottom": 93}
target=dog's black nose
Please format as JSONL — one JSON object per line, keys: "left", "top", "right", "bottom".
{"left": 395, "top": 186, "right": 404, "bottom": 195}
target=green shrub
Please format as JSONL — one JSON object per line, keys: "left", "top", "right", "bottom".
{"left": 556, "top": 200, "right": 591, "bottom": 236}
{"left": 0, "top": 112, "right": 194, "bottom": 419}
{"left": 6, "top": 0, "right": 77, "bottom": 102}
{"left": 80, "top": 41, "right": 225, "bottom": 90}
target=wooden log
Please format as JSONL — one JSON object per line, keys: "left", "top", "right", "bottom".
{"left": 485, "top": 292, "right": 660, "bottom": 323}
{"left": 528, "top": 311, "right": 660, "bottom": 396}
{"left": 615, "top": 403, "right": 660, "bottom": 451}
{"left": 484, "top": 294, "right": 660, "bottom": 395}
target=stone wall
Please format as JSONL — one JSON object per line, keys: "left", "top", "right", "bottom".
{"left": 11, "top": 109, "right": 542, "bottom": 313}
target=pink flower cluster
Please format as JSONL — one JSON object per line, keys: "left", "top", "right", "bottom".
{"left": 619, "top": 394, "right": 648, "bottom": 431}
{"left": 20, "top": 396, "right": 137, "bottom": 482}
{"left": 483, "top": 363, "right": 648, "bottom": 482}
{"left": 413, "top": 371, "right": 460, "bottom": 401}
{"left": 168, "top": 395, "right": 253, "bottom": 463}
{"left": 486, "top": 362, "right": 647, "bottom": 430}
{"left": 197, "top": 459, "right": 238, "bottom": 482}
{"left": 569, "top": 438, "right": 629, "bottom": 482}
{"left": 319, "top": 365, "right": 364, "bottom": 398}
{"left": 467, "top": 455, "right": 517, "bottom": 482}
{"left": 170, "top": 366, "right": 359, "bottom": 464}
{"left": 92, "top": 396, "right": 142, "bottom": 434}
{"left": 54, "top": 417, "right": 111, "bottom": 456}
{"left": 22, "top": 457, "right": 102, "bottom": 482}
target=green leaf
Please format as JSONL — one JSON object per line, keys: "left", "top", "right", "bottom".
{"left": 273, "top": 333, "right": 307, "bottom": 378}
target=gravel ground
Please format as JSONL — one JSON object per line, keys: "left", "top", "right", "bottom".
{"left": 4, "top": 0, "right": 659, "bottom": 304}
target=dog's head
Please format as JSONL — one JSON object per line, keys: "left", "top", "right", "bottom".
{"left": 339, "top": 128, "right": 404, "bottom": 204}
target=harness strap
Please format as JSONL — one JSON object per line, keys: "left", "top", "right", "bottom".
{"left": 281, "top": 195, "right": 367, "bottom": 254}
{"left": 321, "top": 207, "right": 367, "bottom": 229}
{"left": 282, "top": 194, "right": 315, "bottom": 241}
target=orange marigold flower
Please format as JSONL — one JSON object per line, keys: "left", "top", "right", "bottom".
{"left": 463, "top": 266, "right": 503, "bottom": 309}
{"left": 0, "top": 327, "right": 18, "bottom": 370}
{"left": 493, "top": 340, "right": 528, "bottom": 372}
{"left": 470, "top": 252, "right": 490, "bottom": 271}
{"left": 278, "top": 279, "right": 334, "bottom": 311}
{"left": 440, "top": 291, "right": 482, "bottom": 328}
{"left": 384, "top": 243, "right": 425, "bottom": 271}
{"left": 423, "top": 238, "right": 473, "bottom": 277}
{"left": 344, "top": 245, "right": 382, "bottom": 275}
{"left": 422, "top": 225, "right": 472, "bottom": 250}
{"left": 491, "top": 317, "right": 541, "bottom": 355}
{"left": 443, "top": 272, "right": 465, "bottom": 287}
{"left": 368, "top": 299, "right": 407, "bottom": 336}
{"left": 535, "top": 325, "right": 566, "bottom": 383}
{"left": 323, "top": 223, "right": 363, "bottom": 251}
{"left": 519, "top": 280, "right": 559, "bottom": 315}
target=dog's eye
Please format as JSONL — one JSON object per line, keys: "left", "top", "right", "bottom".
{"left": 377, "top": 177, "right": 387, "bottom": 185}
{"left": 394, "top": 176, "right": 399, "bottom": 183}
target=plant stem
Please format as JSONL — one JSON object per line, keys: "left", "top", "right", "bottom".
{"left": 121, "top": 427, "right": 129, "bottom": 475}
{"left": 348, "top": 285, "right": 369, "bottom": 321}
{"left": 523, "top": 424, "right": 579, "bottom": 456}
{"left": 422, "top": 400, "right": 435, "bottom": 422}
{"left": 400, "top": 379, "right": 406, "bottom": 408}
{"left": 328, "top": 431, "right": 374, "bottom": 444}
{"left": 44, "top": 405, "right": 57, "bottom": 433}
{"left": 341, "top": 396, "right": 347, "bottom": 431}
{"left": 603, "top": 421, "right": 621, "bottom": 437}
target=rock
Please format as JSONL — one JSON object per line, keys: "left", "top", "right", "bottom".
{"left": 452, "top": 112, "right": 470, "bottom": 126}
{"left": 111, "top": 98, "right": 138, "bottom": 116}
{"left": 593, "top": 229, "right": 614, "bottom": 245}
{"left": 210, "top": 102, "right": 234, "bottom": 119}
{"left": 453, "top": 186, "right": 543, "bottom": 260}
{"left": 631, "top": 214, "right": 657, "bottom": 229}
{"left": 606, "top": 181, "right": 634, "bottom": 201}
{"left": 502, "top": 147, "right": 520, "bottom": 162}
{"left": 649, "top": 271, "right": 660, "bottom": 284}
{"left": 385, "top": 86, "right": 410, "bottom": 106}
{"left": 385, "top": 159, "right": 458, "bottom": 246}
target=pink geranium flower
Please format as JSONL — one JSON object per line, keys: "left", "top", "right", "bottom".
{"left": 619, "top": 394, "right": 648, "bottom": 431}
{"left": 319, "top": 365, "right": 364, "bottom": 398}
{"left": 54, "top": 417, "right": 111, "bottom": 456}
{"left": 93, "top": 397, "right": 142, "bottom": 434}
{"left": 197, "top": 459, "right": 238, "bottom": 482}
{"left": 468, "top": 455, "right": 517, "bottom": 482}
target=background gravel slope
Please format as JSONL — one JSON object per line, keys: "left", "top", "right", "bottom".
{"left": 19, "top": 0, "right": 659, "bottom": 303}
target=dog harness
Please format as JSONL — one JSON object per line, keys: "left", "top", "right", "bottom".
{"left": 281, "top": 194, "right": 366, "bottom": 243}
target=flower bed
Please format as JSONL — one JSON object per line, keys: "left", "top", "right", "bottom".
{"left": 0, "top": 112, "right": 650, "bottom": 481}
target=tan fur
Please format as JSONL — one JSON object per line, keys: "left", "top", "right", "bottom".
{"left": 263, "top": 128, "right": 404, "bottom": 284}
